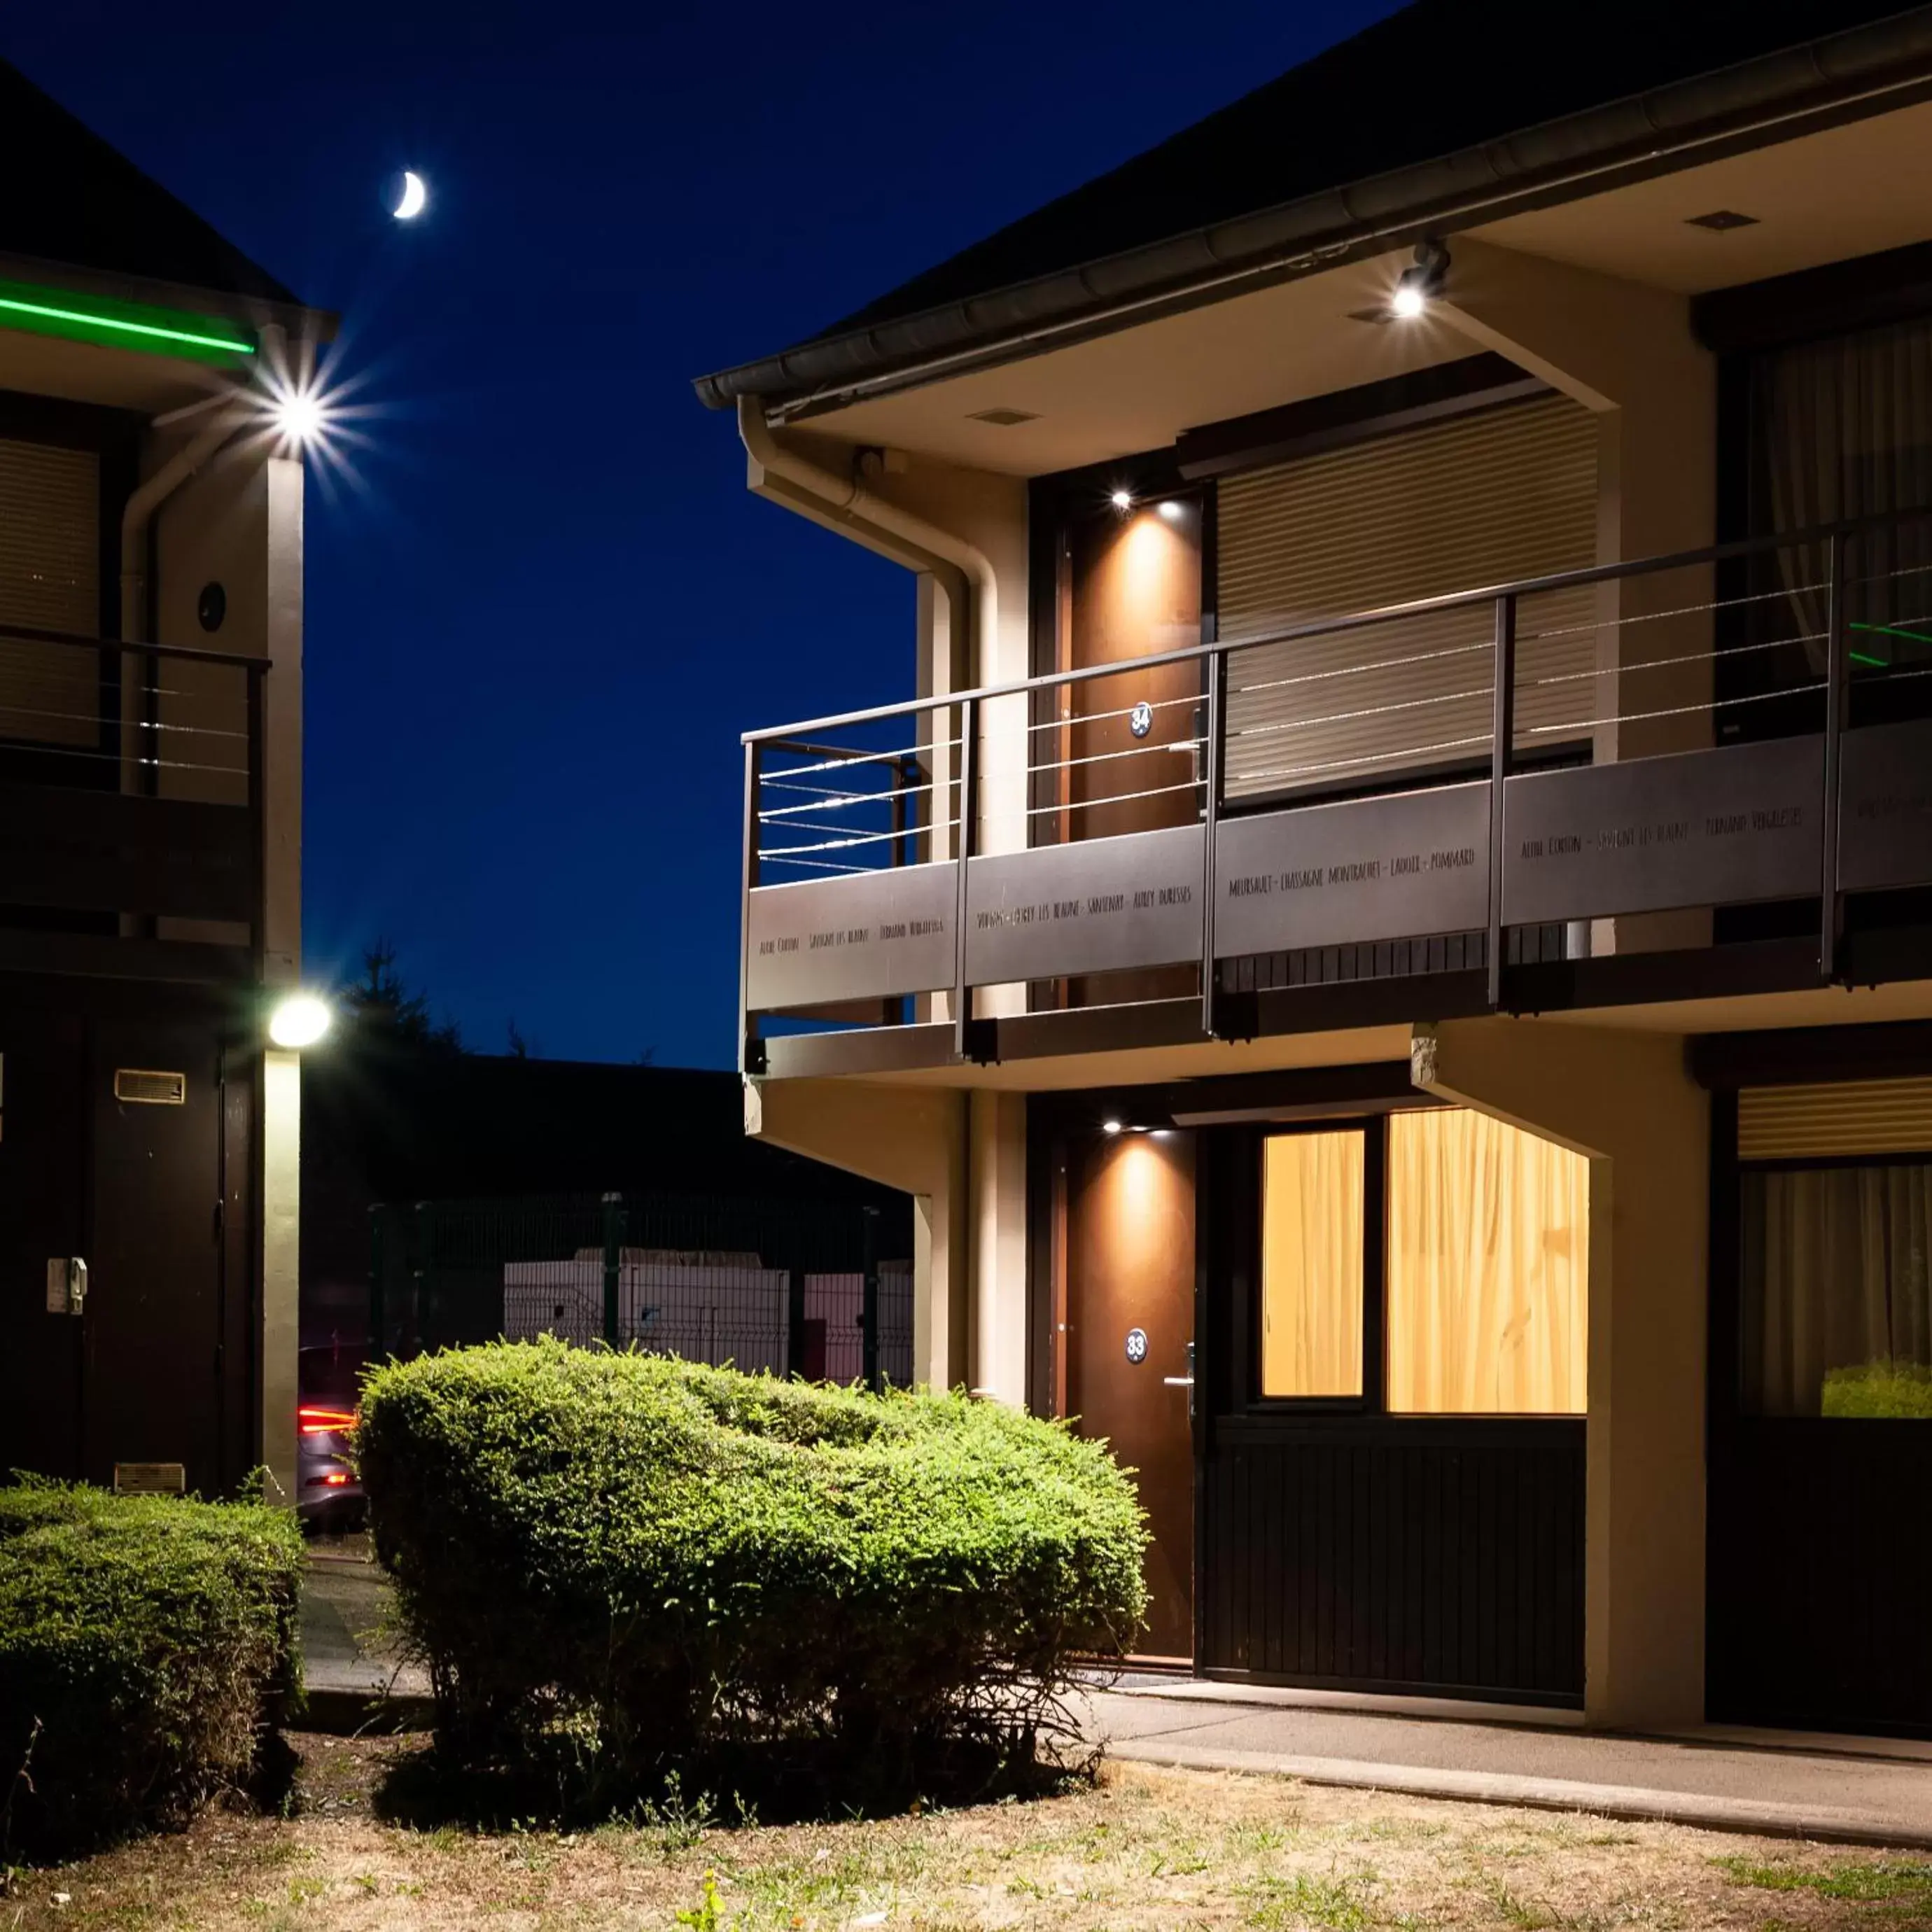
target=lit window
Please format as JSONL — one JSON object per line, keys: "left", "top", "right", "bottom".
{"left": 1261, "top": 1130, "right": 1364, "bottom": 1398}
{"left": 1386, "top": 1110, "right": 1588, "bottom": 1415}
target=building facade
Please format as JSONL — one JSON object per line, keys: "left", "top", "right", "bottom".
{"left": 701, "top": 1, "right": 1932, "bottom": 1737}
{"left": 0, "top": 63, "right": 319, "bottom": 1510}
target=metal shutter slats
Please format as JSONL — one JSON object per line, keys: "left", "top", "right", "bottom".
{"left": 1738, "top": 1079, "right": 1932, "bottom": 1160}
{"left": 1219, "top": 396, "right": 1598, "bottom": 799}
{"left": 0, "top": 436, "right": 99, "bottom": 749}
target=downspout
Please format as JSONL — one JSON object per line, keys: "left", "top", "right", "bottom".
{"left": 734, "top": 394, "right": 997, "bottom": 704}
{"left": 118, "top": 398, "right": 259, "bottom": 651}
{"left": 734, "top": 395, "right": 1001, "bottom": 1399}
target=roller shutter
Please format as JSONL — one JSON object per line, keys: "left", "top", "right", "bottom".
{"left": 1218, "top": 394, "right": 1598, "bottom": 800}
{"left": 0, "top": 435, "right": 100, "bottom": 748}
{"left": 1738, "top": 1079, "right": 1932, "bottom": 1161}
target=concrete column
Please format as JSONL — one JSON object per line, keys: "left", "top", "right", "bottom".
{"left": 968, "top": 1089, "right": 1028, "bottom": 1404}
{"left": 746, "top": 1076, "right": 969, "bottom": 1388}
{"left": 1413, "top": 1017, "right": 1709, "bottom": 1731}
{"left": 261, "top": 1049, "right": 301, "bottom": 1509}
{"left": 1437, "top": 239, "right": 1717, "bottom": 953}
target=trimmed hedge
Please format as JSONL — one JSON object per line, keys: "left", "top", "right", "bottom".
{"left": 358, "top": 1341, "right": 1147, "bottom": 1799}
{"left": 0, "top": 1481, "right": 304, "bottom": 1856}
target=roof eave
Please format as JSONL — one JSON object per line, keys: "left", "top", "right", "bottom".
{"left": 692, "top": 4, "right": 1932, "bottom": 421}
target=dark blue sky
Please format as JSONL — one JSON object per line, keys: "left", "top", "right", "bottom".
{"left": 8, "top": 0, "right": 1393, "bottom": 1065}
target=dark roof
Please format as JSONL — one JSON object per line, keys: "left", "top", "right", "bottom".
{"left": 697, "top": 0, "right": 1932, "bottom": 410}
{"left": 0, "top": 58, "right": 302, "bottom": 310}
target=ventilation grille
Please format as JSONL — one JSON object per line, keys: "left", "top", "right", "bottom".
{"left": 1737, "top": 1078, "right": 1932, "bottom": 1160}
{"left": 113, "top": 1068, "right": 186, "bottom": 1107}
{"left": 1217, "top": 394, "right": 1597, "bottom": 799}
{"left": 0, "top": 436, "right": 99, "bottom": 750}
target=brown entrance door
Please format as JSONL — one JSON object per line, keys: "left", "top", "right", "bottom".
{"left": 1066, "top": 1128, "right": 1196, "bottom": 1660}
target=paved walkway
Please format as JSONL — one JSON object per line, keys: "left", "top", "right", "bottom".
{"left": 1088, "top": 1676, "right": 1932, "bottom": 1847}
{"left": 301, "top": 1536, "right": 430, "bottom": 1723}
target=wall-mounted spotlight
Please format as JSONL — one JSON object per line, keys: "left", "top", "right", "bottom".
{"left": 267, "top": 990, "right": 332, "bottom": 1050}
{"left": 1110, "top": 489, "right": 1133, "bottom": 512}
{"left": 1102, "top": 1117, "right": 1124, "bottom": 1135}
{"left": 1156, "top": 500, "right": 1184, "bottom": 521}
{"left": 1390, "top": 239, "right": 1450, "bottom": 319}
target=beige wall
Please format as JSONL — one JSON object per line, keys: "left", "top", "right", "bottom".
{"left": 262, "top": 1049, "right": 301, "bottom": 1508}
{"left": 153, "top": 433, "right": 306, "bottom": 1502}
{"left": 1414, "top": 1017, "right": 1710, "bottom": 1731}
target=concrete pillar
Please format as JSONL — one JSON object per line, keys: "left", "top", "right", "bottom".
{"left": 1438, "top": 239, "right": 1717, "bottom": 953}
{"left": 968, "top": 1089, "right": 1028, "bottom": 1404}
{"left": 1413, "top": 1017, "right": 1709, "bottom": 1731}
{"left": 261, "top": 1049, "right": 301, "bottom": 1509}
{"left": 746, "top": 1076, "right": 969, "bottom": 1388}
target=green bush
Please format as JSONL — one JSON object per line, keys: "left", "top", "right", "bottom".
{"left": 1822, "top": 1359, "right": 1932, "bottom": 1418}
{"left": 358, "top": 1340, "right": 1147, "bottom": 1804}
{"left": 0, "top": 1481, "right": 304, "bottom": 1856}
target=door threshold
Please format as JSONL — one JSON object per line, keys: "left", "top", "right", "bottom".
{"left": 1093, "top": 1674, "right": 1588, "bottom": 1730}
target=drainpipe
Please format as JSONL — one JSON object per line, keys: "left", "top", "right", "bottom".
{"left": 734, "top": 394, "right": 997, "bottom": 716}
{"left": 734, "top": 395, "right": 1000, "bottom": 1399}
{"left": 118, "top": 398, "right": 259, "bottom": 651}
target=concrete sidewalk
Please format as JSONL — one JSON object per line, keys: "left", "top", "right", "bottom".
{"left": 300, "top": 1536, "right": 431, "bottom": 1729}
{"left": 1087, "top": 1676, "right": 1932, "bottom": 1848}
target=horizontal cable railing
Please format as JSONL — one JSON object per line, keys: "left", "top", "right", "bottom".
{"left": 740, "top": 507, "right": 1932, "bottom": 1065}
{"left": 0, "top": 622, "right": 270, "bottom": 963}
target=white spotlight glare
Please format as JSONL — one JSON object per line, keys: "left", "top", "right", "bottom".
{"left": 1156, "top": 500, "right": 1184, "bottom": 520}
{"left": 1390, "top": 278, "right": 1429, "bottom": 321}
{"left": 1110, "top": 489, "right": 1133, "bottom": 511}
{"left": 1102, "top": 1117, "right": 1124, "bottom": 1135}
{"left": 268, "top": 991, "right": 332, "bottom": 1050}
{"left": 273, "top": 388, "right": 326, "bottom": 447}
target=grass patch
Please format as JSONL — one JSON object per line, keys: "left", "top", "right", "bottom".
{"left": 1716, "top": 1851, "right": 1932, "bottom": 1903}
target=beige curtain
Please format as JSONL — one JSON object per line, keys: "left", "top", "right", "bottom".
{"left": 1261, "top": 1130, "right": 1364, "bottom": 1396}
{"left": 1742, "top": 1165, "right": 1932, "bottom": 1415}
{"left": 1387, "top": 1110, "right": 1588, "bottom": 1415}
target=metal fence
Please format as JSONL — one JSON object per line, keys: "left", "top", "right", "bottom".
{"left": 369, "top": 1191, "right": 913, "bottom": 1390}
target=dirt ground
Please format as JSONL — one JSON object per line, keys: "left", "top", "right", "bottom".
{"left": 6, "top": 1730, "right": 1931, "bottom": 1931}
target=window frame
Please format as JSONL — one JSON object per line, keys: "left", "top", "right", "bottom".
{"left": 1248, "top": 1116, "right": 1385, "bottom": 1415}
{"left": 1732, "top": 1143, "right": 1932, "bottom": 1422}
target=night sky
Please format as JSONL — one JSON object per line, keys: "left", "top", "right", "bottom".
{"left": 6, "top": 1, "right": 1396, "bottom": 1066}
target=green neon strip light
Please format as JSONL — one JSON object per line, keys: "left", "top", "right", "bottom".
{"left": 0, "top": 276, "right": 255, "bottom": 363}
{"left": 0, "top": 292, "right": 252, "bottom": 355}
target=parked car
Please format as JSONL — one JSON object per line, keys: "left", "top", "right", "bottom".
{"left": 297, "top": 1340, "right": 365, "bottom": 1531}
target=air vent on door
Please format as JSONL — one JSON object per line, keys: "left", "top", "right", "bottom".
{"left": 113, "top": 1068, "right": 186, "bottom": 1106}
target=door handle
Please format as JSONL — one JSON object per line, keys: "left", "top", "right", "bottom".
{"left": 1161, "top": 1376, "right": 1194, "bottom": 1386}
{"left": 1165, "top": 1340, "right": 1197, "bottom": 1420}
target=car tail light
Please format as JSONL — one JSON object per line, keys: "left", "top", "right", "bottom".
{"left": 298, "top": 1406, "right": 357, "bottom": 1436}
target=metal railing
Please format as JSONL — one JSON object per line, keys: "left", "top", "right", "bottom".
{"left": 0, "top": 622, "right": 271, "bottom": 972}
{"left": 739, "top": 505, "right": 1932, "bottom": 1067}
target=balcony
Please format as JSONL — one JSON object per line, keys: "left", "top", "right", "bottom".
{"left": 738, "top": 508, "right": 1932, "bottom": 1081}
{"left": 0, "top": 624, "right": 267, "bottom": 982}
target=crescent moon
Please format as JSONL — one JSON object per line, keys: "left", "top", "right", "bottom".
{"left": 393, "top": 171, "right": 426, "bottom": 220}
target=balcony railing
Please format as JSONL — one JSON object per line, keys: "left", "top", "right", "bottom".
{"left": 0, "top": 623, "right": 268, "bottom": 980}
{"left": 738, "top": 507, "right": 1932, "bottom": 1075}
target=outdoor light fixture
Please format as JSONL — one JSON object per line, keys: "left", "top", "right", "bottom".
{"left": 271, "top": 386, "right": 326, "bottom": 448}
{"left": 1156, "top": 500, "right": 1184, "bottom": 520}
{"left": 1102, "top": 1117, "right": 1124, "bottom": 1135}
{"left": 267, "top": 991, "right": 332, "bottom": 1050}
{"left": 1390, "top": 239, "right": 1450, "bottom": 319}
{"left": 1110, "top": 489, "right": 1133, "bottom": 511}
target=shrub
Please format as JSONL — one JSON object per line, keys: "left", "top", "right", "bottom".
{"left": 1822, "top": 1359, "right": 1932, "bottom": 1418}
{"left": 358, "top": 1340, "right": 1147, "bottom": 1806}
{"left": 0, "top": 1480, "right": 304, "bottom": 1856}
